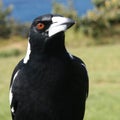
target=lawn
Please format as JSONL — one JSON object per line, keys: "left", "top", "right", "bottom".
{"left": 69, "top": 45, "right": 120, "bottom": 120}
{"left": 0, "top": 42, "right": 120, "bottom": 120}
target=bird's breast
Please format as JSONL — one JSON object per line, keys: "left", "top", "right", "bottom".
{"left": 14, "top": 57, "right": 69, "bottom": 97}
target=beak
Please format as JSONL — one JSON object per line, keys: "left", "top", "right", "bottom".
{"left": 48, "top": 16, "right": 75, "bottom": 37}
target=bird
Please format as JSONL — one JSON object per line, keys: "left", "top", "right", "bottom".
{"left": 9, "top": 14, "right": 89, "bottom": 120}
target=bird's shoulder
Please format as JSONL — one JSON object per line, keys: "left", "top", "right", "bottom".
{"left": 70, "top": 55, "right": 89, "bottom": 97}
{"left": 71, "top": 55, "right": 87, "bottom": 70}
{"left": 10, "top": 59, "right": 24, "bottom": 87}
{"left": 71, "top": 55, "right": 88, "bottom": 81}
{"left": 9, "top": 59, "right": 25, "bottom": 118}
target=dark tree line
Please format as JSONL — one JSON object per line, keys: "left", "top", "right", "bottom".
{"left": 0, "top": 1, "right": 30, "bottom": 39}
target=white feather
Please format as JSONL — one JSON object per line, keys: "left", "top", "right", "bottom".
{"left": 9, "top": 70, "right": 20, "bottom": 105}
{"left": 9, "top": 87, "right": 13, "bottom": 106}
{"left": 68, "top": 52, "right": 74, "bottom": 59}
{"left": 81, "top": 63, "right": 86, "bottom": 68}
{"left": 11, "top": 107, "right": 15, "bottom": 113}
{"left": 23, "top": 39, "right": 31, "bottom": 64}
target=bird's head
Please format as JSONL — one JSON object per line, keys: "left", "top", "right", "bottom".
{"left": 29, "top": 14, "right": 75, "bottom": 53}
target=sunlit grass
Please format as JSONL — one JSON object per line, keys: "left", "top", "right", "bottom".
{"left": 85, "top": 84, "right": 120, "bottom": 120}
{"left": 0, "top": 56, "right": 22, "bottom": 120}
{"left": 68, "top": 44, "right": 120, "bottom": 120}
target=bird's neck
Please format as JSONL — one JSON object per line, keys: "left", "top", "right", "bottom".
{"left": 23, "top": 34, "right": 67, "bottom": 64}
{"left": 44, "top": 33, "right": 66, "bottom": 55}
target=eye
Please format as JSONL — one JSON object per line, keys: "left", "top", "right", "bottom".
{"left": 36, "top": 23, "right": 45, "bottom": 30}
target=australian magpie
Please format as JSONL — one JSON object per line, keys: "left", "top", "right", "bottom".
{"left": 9, "top": 14, "right": 89, "bottom": 120}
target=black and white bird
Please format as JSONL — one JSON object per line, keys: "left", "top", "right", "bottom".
{"left": 9, "top": 14, "right": 89, "bottom": 120}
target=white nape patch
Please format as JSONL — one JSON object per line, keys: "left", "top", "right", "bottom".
{"left": 23, "top": 40, "right": 31, "bottom": 64}
{"left": 48, "top": 16, "right": 69, "bottom": 37}
{"left": 9, "top": 70, "right": 20, "bottom": 105}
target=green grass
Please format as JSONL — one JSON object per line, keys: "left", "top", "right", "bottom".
{"left": 0, "top": 56, "right": 22, "bottom": 120}
{"left": 0, "top": 43, "right": 120, "bottom": 120}
{"left": 68, "top": 44, "right": 120, "bottom": 120}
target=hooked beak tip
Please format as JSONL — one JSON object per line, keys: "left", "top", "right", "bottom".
{"left": 66, "top": 18, "right": 75, "bottom": 29}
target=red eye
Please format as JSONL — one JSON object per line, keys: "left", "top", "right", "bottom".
{"left": 36, "top": 23, "right": 45, "bottom": 30}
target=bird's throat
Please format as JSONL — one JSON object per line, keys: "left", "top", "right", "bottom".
{"left": 24, "top": 33, "right": 66, "bottom": 63}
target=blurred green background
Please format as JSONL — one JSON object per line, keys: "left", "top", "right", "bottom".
{"left": 0, "top": 0, "right": 120, "bottom": 120}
